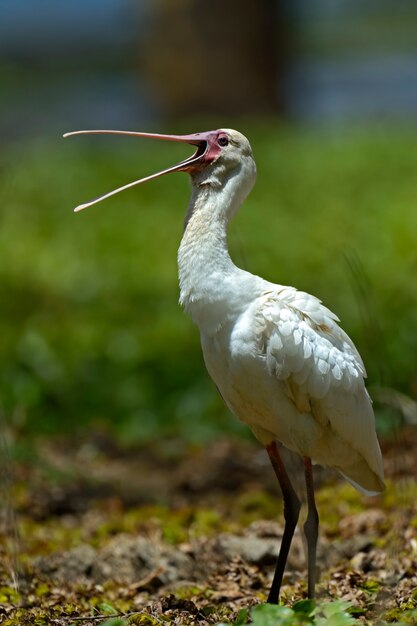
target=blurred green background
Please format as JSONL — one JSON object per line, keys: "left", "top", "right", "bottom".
{"left": 1, "top": 1, "right": 417, "bottom": 446}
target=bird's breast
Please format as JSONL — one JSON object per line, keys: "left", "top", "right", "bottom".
{"left": 200, "top": 319, "right": 299, "bottom": 447}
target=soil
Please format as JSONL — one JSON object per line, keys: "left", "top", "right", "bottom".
{"left": 0, "top": 429, "right": 417, "bottom": 625}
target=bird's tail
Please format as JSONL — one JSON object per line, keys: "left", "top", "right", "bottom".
{"left": 337, "top": 459, "right": 385, "bottom": 497}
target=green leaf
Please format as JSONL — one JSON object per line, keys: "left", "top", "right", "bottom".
{"left": 98, "top": 601, "right": 118, "bottom": 614}
{"left": 314, "top": 600, "right": 357, "bottom": 626}
{"left": 324, "top": 602, "right": 353, "bottom": 617}
{"left": 250, "top": 603, "right": 296, "bottom": 626}
{"left": 293, "top": 599, "right": 315, "bottom": 616}
{"left": 234, "top": 608, "right": 249, "bottom": 625}
{"left": 317, "top": 617, "right": 355, "bottom": 626}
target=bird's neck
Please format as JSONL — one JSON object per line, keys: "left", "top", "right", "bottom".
{"left": 177, "top": 185, "right": 241, "bottom": 331}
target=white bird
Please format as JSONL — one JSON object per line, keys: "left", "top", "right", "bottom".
{"left": 64, "top": 127, "right": 385, "bottom": 603}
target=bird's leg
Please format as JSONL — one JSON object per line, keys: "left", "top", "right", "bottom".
{"left": 265, "top": 441, "right": 301, "bottom": 604}
{"left": 303, "top": 456, "right": 319, "bottom": 599}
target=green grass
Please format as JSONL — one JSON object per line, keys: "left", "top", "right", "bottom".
{"left": 1, "top": 124, "right": 416, "bottom": 441}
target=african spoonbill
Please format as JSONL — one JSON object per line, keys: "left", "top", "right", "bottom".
{"left": 64, "top": 128, "right": 385, "bottom": 602}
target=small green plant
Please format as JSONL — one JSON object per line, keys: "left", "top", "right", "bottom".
{"left": 98, "top": 601, "right": 119, "bottom": 615}
{"left": 221, "top": 602, "right": 417, "bottom": 626}
{"left": 312, "top": 601, "right": 357, "bottom": 626}
{"left": 219, "top": 600, "right": 359, "bottom": 626}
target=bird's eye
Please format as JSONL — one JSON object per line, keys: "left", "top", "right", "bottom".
{"left": 218, "top": 136, "right": 229, "bottom": 147}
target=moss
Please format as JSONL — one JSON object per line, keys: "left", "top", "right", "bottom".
{"left": 373, "top": 536, "right": 389, "bottom": 549}
{"left": 0, "top": 586, "right": 21, "bottom": 605}
{"left": 128, "top": 614, "right": 164, "bottom": 625}
{"left": 169, "top": 585, "right": 205, "bottom": 600}
{"left": 381, "top": 479, "right": 417, "bottom": 510}
{"left": 18, "top": 516, "right": 84, "bottom": 556}
{"left": 189, "top": 508, "right": 224, "bottom": 537}
{"left": 360, "top": 578, "right": 380, "bottom": 594}
{"left": 235, "top": 489, "right": 281, "bottom": 525}
{"left": 381, "top": 606, "right": 417, "bottom": 623}
{"left": 34, "top": 582, "right": 51, "bottom": 597}
{"left": 2, "top": 608, "right": 55, "bottom": 626}
{"left": 89, "top": 590, "right": 131, "bottom": 615}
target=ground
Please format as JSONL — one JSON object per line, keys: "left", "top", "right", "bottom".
{"left": 1, "top": 430, "right": 417, "bottom": 625}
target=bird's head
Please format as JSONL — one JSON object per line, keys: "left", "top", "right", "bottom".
{"left": 64, "top": 128, "right": 256, "bottom": 213}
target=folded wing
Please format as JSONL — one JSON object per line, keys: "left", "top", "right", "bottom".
{"left": 256, "top": 286, "right": 384, "bottom": 494}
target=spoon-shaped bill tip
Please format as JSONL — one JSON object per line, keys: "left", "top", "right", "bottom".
{"left": 74, "top": 203, "right": 89, "bottom": 213}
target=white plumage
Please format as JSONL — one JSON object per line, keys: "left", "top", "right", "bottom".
{"left": 214, "top": 285, "right": 383, "bottom": 495}
{"left": 66, "top": 126, "right": 385, "bottom": 603}
{"left": 176, "top": 135, "right": 384, "bottom": 497}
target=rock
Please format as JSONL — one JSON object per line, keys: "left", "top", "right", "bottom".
{"left": 35, "top": 544, "right": 97, "bottom": 582}
{"left": 217, "top": 533, "right": 279, "bottom": 566}
{"left": 34, "top": 535, "right": 194, "bottom": 587}
{"left": 247, "top": 520, "right": 283, "bottom": 538}
{"left": 91, "top": 534, "right": 194, "bottom": 585}
{"left": 337, "top": 536, "right": 373, "bottom": 559}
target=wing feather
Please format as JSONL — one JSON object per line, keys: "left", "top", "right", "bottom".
{"left": 256, "top": 287, "right": 384, "bottom": 494}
